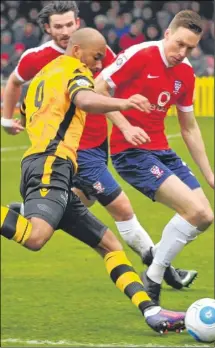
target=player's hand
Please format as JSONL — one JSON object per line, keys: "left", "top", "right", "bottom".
{"left": 206, "top": 173, "right": 214, "bottom": 189}
{"left": 121, "top": 94, "right": 151, "bottom": 113}
{"left": 2, "top": 118, "right": 25, "bottom": 135}
{"left": 122, "top": 125, "right": 151, "bottom": 145}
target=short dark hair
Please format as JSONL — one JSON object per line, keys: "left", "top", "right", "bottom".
{"left": 38, "top": 1, "right": 79, "bottom": 32}
{"left": 169, "top": 10, "right": 203, "bottom": 34}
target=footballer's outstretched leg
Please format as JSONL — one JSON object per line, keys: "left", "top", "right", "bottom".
{"left": 103, "top": 249, "right": 185, "bottom": 333}
{"left": 8, "top": 201, "right": 198, "bottom": 290}
{"left": 1, "top": 205, "right": 186, "bottom": 334}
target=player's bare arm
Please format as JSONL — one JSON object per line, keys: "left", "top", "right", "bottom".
{"left": 73, "top": 89, "right": 151, "bottom": 114}
{"left": 95, "top": 74, "right": 151, "bottom": 146}
{"left": 177, "top": 109, "right": 214, "bottom": 188}
{"left": 1, "top": 72, "right": 25, "bottom": 135}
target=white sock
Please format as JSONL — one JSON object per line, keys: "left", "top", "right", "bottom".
{"left": 115, "top": 215, "right": 154, "bottom": 257}
{"left": 147, "top": 214, "right": 198, "bottom": 285}
{"left": 144, "top": 306, "right": 161, "bottom": 318}
{"left": 147, "top": 262, "right": 166, "bottom": 284}
{"left": 151, "top": 242, "right": 160, "bottom": 257}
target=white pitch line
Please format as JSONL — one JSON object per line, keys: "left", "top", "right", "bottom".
{"left": 1, "top": 145, "right": 28, "bottom": 152}
{"left": 0, "top": 134, "right": 182, "bottom": 163}
{"left": 0, "top": 133, "right": 181, "bottom": 154}
{"left": 0, "top": 338, "right": 211, "bottom": 347}
{"left": 167, "top": 133, "right": 181, "bottom": 139}
{"left": 1, "top": 157, "right": 21, "bottom": 162}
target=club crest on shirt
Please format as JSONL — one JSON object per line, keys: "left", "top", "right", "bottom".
{"left": 93, "top": 181, "right": 105, "bottom": 193}
{"left": 150, "top": 165, "right": 164, "bottom": 178}
{"left": 116, "top": 54, "right": 127, "bottom": 66}
{"left": 173, "top": 80, "right": 182, "bottom": 95}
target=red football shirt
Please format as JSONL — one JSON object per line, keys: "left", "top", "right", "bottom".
{"left": 79, "top": 45, "right": 116, "bottom": 150}
{"left": 14, "top": 40, "right": 116, "bottom": 150}
{"left": 101, "top": 40, "right": 195, "bottom": 154}
{"left": 15, "top": 40, "right": 64, "bottom": 81}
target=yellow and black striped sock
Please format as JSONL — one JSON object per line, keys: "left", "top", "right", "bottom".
{"left": 104, "top": 250, "right": 154, "bottom": 314}
{"left": 1, "top": 206, "right": 32, "bottom": 245}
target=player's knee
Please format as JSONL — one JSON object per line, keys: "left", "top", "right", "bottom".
{"left": 106, "top": 192, "right": 133, "bottom": 221}
{"left": 189, "top": 205, "right": 214, "bottom": 231}
{"left": 98, "top": 228, "right": 123, "bottom": 254}
{"left": 197, "top": 208, "right": 214, "bottom": 231}
{"left": 25, "top": 226, "right": 51, "bottom": 251}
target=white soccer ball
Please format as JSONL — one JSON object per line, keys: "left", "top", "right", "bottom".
{"left": 185, "top": 298, "right": 215, "bottom": 343}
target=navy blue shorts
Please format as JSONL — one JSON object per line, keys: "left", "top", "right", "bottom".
{"left": 111, "top": 148, "right": 200, "bottom": 201}
{"left": 73, "top": 140, "right": 121, "bottom": 206}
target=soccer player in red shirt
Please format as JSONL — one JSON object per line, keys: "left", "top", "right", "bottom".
{"left": 96, "top": 10, "right": 214, "bottom": 305}
{"left": 2, "top": 1, "right": 195, "bottom": 291}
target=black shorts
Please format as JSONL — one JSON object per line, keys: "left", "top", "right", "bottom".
{"left": 20, "top": 154, "right": 107, "bottom": 247}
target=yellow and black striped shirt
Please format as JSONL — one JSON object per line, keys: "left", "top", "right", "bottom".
{"left": 21, "top": 55, "right": 94, "bottom": 170}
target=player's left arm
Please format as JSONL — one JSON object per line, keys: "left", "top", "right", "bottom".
{"left": 176, "top": 68, "right": 214, "bottom": 188}
{"left": 177, "top": 108, "right": 214, "bottom": 189}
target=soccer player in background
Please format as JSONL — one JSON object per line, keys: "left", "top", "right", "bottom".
{"left": 1, "top": 1, "right": 196, "bottom": 289}
{"left": 95, "top": 10, "right": 214, "bottom": 305}
{"left": 1, "top": 28, "right": 186, "bottom": 334}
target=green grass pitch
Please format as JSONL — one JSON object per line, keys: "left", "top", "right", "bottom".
{"left": 1, "top": 117, "right": 214, "bottom": 347}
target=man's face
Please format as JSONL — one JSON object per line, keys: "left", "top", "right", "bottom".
{"left": 79, "top": 45, "right": 106, "bottom": 74}
{"left": 45, "top": 11, "right": 80, "bottom": 49}
{"left": 164, "top": 27, "right": 201, "bottom": 66}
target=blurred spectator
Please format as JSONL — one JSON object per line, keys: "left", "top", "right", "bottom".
{"left": 7, "top": 7, "right": 18, "bottom": 22}
{"left": 156, "top": 10, "right": 172, "bottom": 34}
{"left": 122, "top": 12, "right": 133, "bottom": 27}
{"left": 106, "top": 8, "right": 119, "bottom": 26}
{"left": 5, "top": 0, "right": 19, "bottom": 8}
{"left": 28, "top": 8, "right": 39, "bottom": 23}
{"left": 205, "top": 55, "right": 214, "bottom": 76}
{"left": 114, "top": 15, "right": 130, "bottom": 38}
{"left": 189, "top": 45, "right": 209, "bottom": 76}
{"left": 190, "top": 1, "right": 200, "bottom": 13}
{"left": 199, "top": 20, "right": 214, "bottom": 55}
{"left": 163, "top": 1, "right": 181, "bottom": 16}
{"left": 1, "top": 31, "right": 14, "bottom": 56}
{"left": 1, "top": 53, "right": 13, "bottom": 78}
{"left": 1, "top": 16, "right": 9, "bottom": 31}
{"left": 90, "top": 1, "right": 102, "bottom": 15}
{"left": 1, "top": 2, "right": 6, "bottom": 12}
{"left": 132, "top": 0, "right": 145, "bottom": 18}
{"left": 94, "top": 14, "right": 112, "bottom": 37}
{"left": 119, "top": 20, "right": 145, "bottom": 50}
{"left": 21, "top": 23, "right": 40, "bottom": 49}
{"left": 12, "top": 17, "right": 27, "bottom": 42}
{"left": 145, "top": 23, "right": 161, "bottom": 41}
{"left": 106, "top": 29, "right": 120, "bottom": 53}
{"left": 110, "top": 1, "right": 120, "bottom": 15}
{"left": 142, "top": 6, "right": 154, "bottom": 24}
{"left": 14, "top": 42, "right": 26, "bottom": 58}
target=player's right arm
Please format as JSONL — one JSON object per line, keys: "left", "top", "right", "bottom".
{"left": 1, "top": 72, "right": 25, "bottom": 135}
{"left": 68, "top": 74, "right": 152, "bottom": 114}
{"left": 1, "top": 49, "right": 39, "bottom": 135}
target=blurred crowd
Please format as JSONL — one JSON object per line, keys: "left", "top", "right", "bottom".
{"left": 1, "top": 0, "right": 214, "bottom": 78}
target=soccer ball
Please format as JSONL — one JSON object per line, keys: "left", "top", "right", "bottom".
{"left": 185, "top": 298, "right": 215, "bottom": 343}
